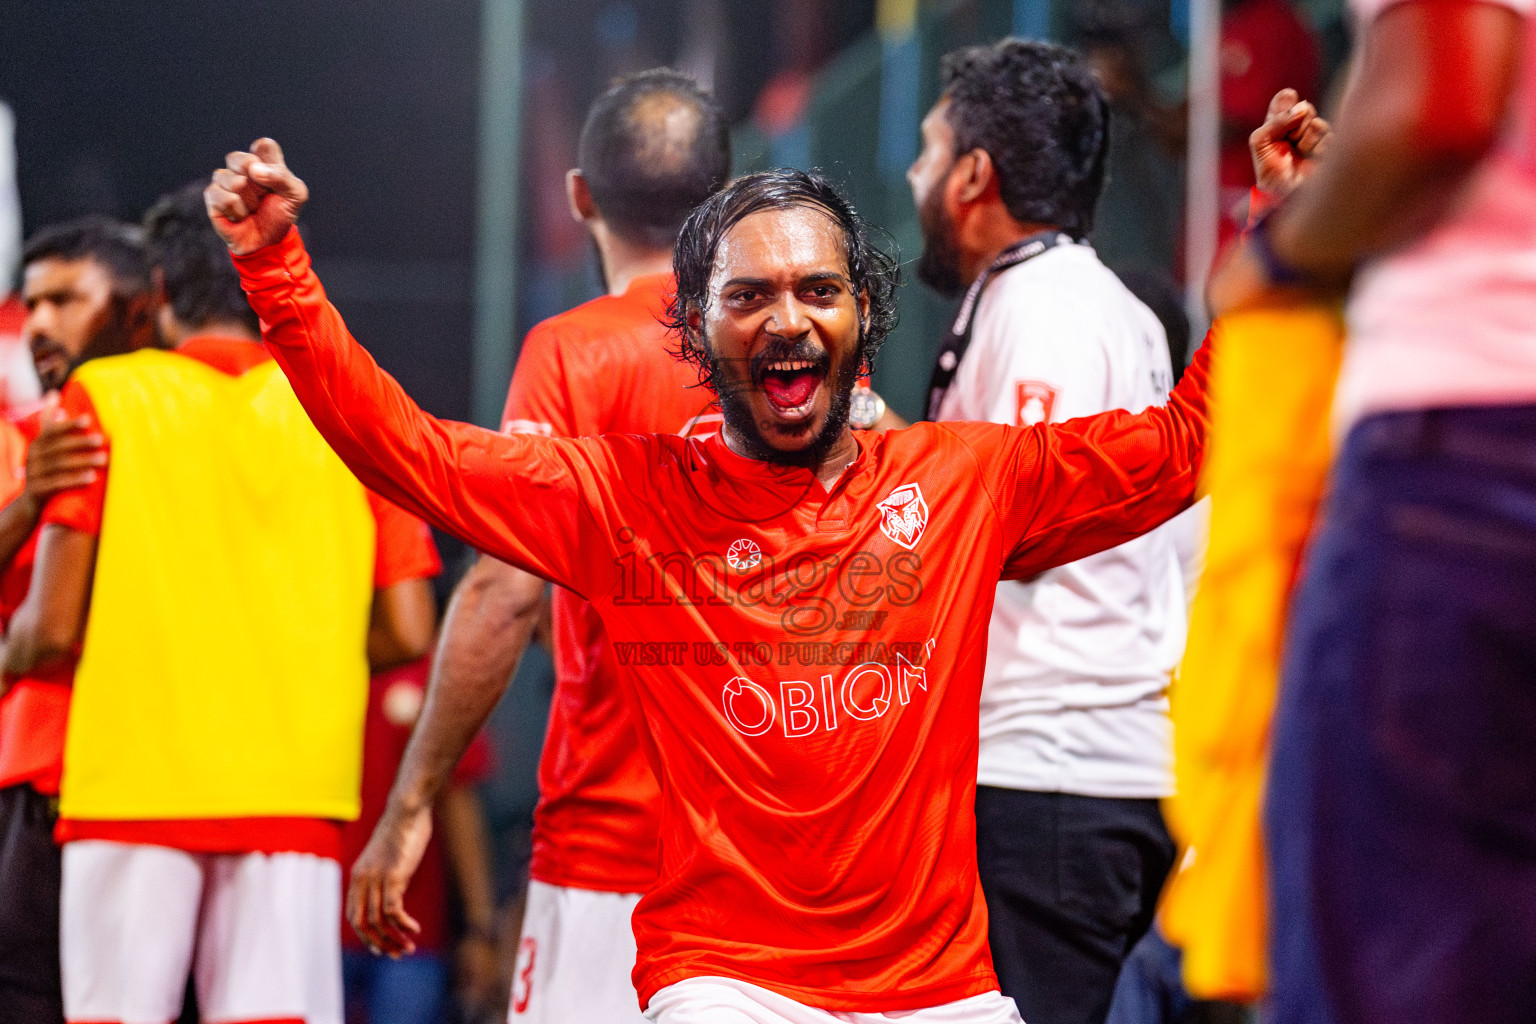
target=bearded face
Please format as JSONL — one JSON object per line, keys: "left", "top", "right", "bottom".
{"left": 703, "top": 329, "right": 860, "bottom": 469}
{"left": 915, "top": 177, "right": 965, "bottom": 300}
{"left": 689, "top": 204, "right": 868, "bottom": 468}
{"left": 23, "top": 256, "right": 144, "bottom": 390}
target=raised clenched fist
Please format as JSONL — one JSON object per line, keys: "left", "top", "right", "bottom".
{"left": 1250, "top": 89, "right": 1331, "bottom": 199}
{"left": 204, "top": 137, "right": 310, "bottom": 256}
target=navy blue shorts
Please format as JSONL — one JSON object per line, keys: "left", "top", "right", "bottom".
{"left": 1267, "top": 404, "right": 1536, "bottom": 1024}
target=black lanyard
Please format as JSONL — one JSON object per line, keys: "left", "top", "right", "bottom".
{"left": 926, "top": 230, "right": 1072, "bottom": 420}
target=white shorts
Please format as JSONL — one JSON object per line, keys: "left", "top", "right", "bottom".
{"left": 61, "top": 840, "right": 343, "bottom": 1024}
{"left": 643, "top": 977, "right": 1025, "bottom": 1024}
{"left": 508, "top": 878, "right": 646, "bottom": 1023}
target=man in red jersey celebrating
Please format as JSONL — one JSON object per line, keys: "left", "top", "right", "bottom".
{"left": 209, "top": 141, "right": 1212, "bottom": 1022}
{"left": 348, "top": 69, "right": 730, "bottom": 1024}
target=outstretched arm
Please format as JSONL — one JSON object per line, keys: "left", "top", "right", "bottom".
{"left": 1023, "top": 91, "right": 1326, "bottom": 580}
{"left": 348, "top": 556, "right": 543, "bottom": 956}
{"left": 207, "top": 140, "right": 616, "bottom": 596}
{"left": 989, "top": 92, "right": 1323, "bottom": 578}
{"left": 975, "top": 330, "right": 1214, "bottom": 581}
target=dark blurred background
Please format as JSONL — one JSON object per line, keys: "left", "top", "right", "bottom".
{"left": 0, "top": 0, "right": 1352, "bottom": 427}
{"left": 0, "top": 0, "right": 879, "bottom": 424}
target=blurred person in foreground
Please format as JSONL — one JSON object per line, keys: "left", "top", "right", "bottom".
{"left": 1210, "top": 0, "right": 1536, "bottom": 1019}
{"left": 5, "top": 183, "right": 438, "bottom": 1024}
{"left": 342, "top": 648, "right": 500, "bottom": 1024}
{"left": 348, "top": 68, "right": 729, "bottom": 1024}
{"left": 909, "top": 38, "right": 1189, "bottom": 1024}
{"left": 0, "top": 218, "right": 152, "bottom": 1024}
{"left": 1105, "top": 88, "right": 1330, "bottom": 1024}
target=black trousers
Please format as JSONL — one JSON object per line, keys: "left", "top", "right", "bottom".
{"left": 976, "top": 786, "right": 1175, "bottom": 1024}
{"left": 0, "top": 782, "right": 63, "bottom": 1024}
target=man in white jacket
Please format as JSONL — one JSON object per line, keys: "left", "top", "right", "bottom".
{"left": 909, "top": 37, "right": 1189, "bottom": 1024}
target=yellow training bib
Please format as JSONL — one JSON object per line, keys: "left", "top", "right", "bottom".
{"left": 60, "top": 349, "right": 375, "bottom": 822}
{"left": 1161, "top": 304, "right": 1344, "bottom": 1000}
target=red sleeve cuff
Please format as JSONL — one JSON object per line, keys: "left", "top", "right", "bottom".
{"left": 231, "top": 226, "right": 312, "bottom": 299}
{"left": 41, "top": 495, "right": 101, "bottom": 536}
{"left": 1245, "top": 186, "right": 1277, "bottom": 232}
{"left": 377, "top": 537, "right": 442, "bottom": 588}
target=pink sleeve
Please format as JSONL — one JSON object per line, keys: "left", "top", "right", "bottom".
{"left": 1352, "top": 0, "right": 1534, "bottom": 22}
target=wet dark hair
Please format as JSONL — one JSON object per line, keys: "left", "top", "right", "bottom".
{"left": 143, "top": 181, "right": 258, "bottom": 334}
{"left": 940, "top": 38, "right": 1109, "bottom": 238}
{"left": 579, "top": 68, "right": 731, "bottom": 250}
{"left": 21, "top": 216, "right": 151, "bottom": 297}
{"left": 664, "top": 168, "right": 899, "bottom": 392}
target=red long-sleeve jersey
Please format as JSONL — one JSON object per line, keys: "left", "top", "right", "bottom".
{"left": 236, "top": 228, "right": 1211, "bottom": 1012}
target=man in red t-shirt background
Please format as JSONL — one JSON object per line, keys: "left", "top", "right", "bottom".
{"left": 0, "top": 217, "right": 153, "bottom": 1024}
{"left": 3, "top": 184, "right": 442, "bottom": 1024}
{"left": 348, "top": 68, "right": 730, "bottom": 1024}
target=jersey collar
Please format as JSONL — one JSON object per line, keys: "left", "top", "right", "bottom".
{"left": 176, "top": 335, "right": 273, "bottom": 377}
{"left": 624, "top": 272, "right": 677, "bottom": 319}
{"left": 625, "top": 272, "right": 674, "bottom": 298}
{"left": 699, "top": 429, "right": 867, "bottom": 500}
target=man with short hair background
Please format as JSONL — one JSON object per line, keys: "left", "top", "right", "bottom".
{"left": 349, "top": 67, "right": 730, "bottom": 1024}
{"left": 0, "top": 216, "right": 152, "bottom": 1024}
{"left": 909, "top": 38, "right": 1191, "bottom": 1024}
{"left": 19, "top": 219, "right": 158, "bottom": 394}
{"left": 6, "top": 183, "right": 439, "bottom": 1024}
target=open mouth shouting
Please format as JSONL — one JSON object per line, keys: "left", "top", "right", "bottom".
{"left": 759, "top": 356, "right": 829, "bottom": 420}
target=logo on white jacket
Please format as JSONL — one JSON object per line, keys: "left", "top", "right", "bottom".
{"left": 876, "top": 483, "right": 928, "bottom": 550}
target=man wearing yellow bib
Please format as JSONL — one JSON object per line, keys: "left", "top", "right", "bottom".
{"left": 3, "top": 182, "right": 441, "bottom": 1024}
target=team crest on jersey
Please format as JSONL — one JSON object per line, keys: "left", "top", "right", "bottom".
{"left": 1015, "top": 380, "right": 1057, "bottom": 427}
{"left": 726, "top": 538, "right": 762, "bottom": 571}
{"left": 876, "top": 483, "right": 928, "bottom": 550}
{"left": 503, "top": 418, "right": 553, "bottom": 436}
